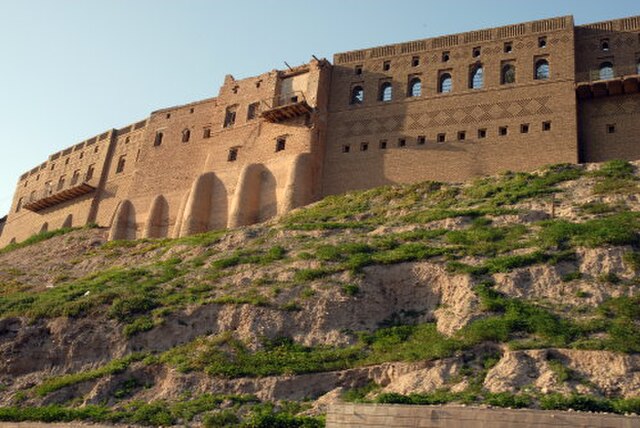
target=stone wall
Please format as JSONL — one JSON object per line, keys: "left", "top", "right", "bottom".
{"left": 326, "top": 404, "right": 640, "bottom": 428}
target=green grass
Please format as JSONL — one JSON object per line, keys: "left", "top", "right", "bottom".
{"left": 0, "top": 395, "right": 323, "bottom": 427}
{"left": 34, "top": 353, "right": 147, "bottom": 396}
{"left": 0, "top": 227, "right": 84, "bottom": 255}
{"left": 592, "top": 160, "right": 638, "bottom": 195}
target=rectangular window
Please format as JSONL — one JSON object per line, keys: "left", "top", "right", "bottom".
{"left": 504, "top": 42, "right": 513, "bottom": 53}
{"left": 383, "top": 60, "right": 391, "bottom": 71}
{"left": 360, "top": 142, "right": 369, "bottom": 151}
{"left": 276, "top": 137, "right": 286, "bottom": 152}
{"left": 342, "top": 144, "right": 351, "bottom": 153}
{"left": 520, "top": 124, "right": 529, "bottom": 134}
{"left": 411, "top": 56, "right": 420, "bottom": 67}
{"left": 607, "top": 124, "right": 616, "bottom": 134}
{"left": 224, "top": 105, "right": 237, "bottom": 128}
{"left": 499, "top": 126, "right": 508, "bottom": 136}
{"left": 417, "top": 135, "right": 426, "bottom": 145}
{"left": 458, "top": 131, "right": 466, "bottom": 141}
{"left": 478, "top": 129, "right": 487, "bottom": 139}
{"left": 203, "top": 127, "right": 211, "bottom": 139}
{"left": 542, "top": 121, "right": 552, "bottom": 131}
{"left": 228, "top": 148, "right": 238, "bottom": 162}
{"left": 86, "top": 165, "right": 95, "bottom": 181}
{"left": 247, "top": 102, "right": 259, "bottom": 120}
{"left": 116, "top": 156, "right": 126, "bottom": 174}
{"left": 379, "top": 140, "right": 387, "bottom": 149}
{"left": 398, "top": 138, "right": 406, "bottom": 147}
{"left": 355, "top": 65, "right": 363, "bottom": 75}
{"left": 437, "top": 133, "right": 446, "bottom": 143}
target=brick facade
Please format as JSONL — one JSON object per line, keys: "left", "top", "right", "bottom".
{"left": 1, "top": 15, "right": 639, "bottom": 245}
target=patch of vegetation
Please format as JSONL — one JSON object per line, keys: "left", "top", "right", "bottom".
{"left": 0, "top": 226, "right": 85, "bottom": 255}
{"left": 538, "top": 212, "right": 640, "bottom": 249}
{"left": 211, "top": 246, "right": 286, "bottom": 270}
{"left": 34, "top": 353, "right": 147, "bottom": 397}
{"left": 540, "top": 393, "right": 640, "bottom": 414}
{"left": 592, "top": 160, "right": 638, "bottom": 195}
{"left": 463, "top": 164, "right": 582, "bottom": 206}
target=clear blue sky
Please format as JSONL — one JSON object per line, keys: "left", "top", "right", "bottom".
{"left": 0, "top": 0, "right": 637, "bottom": 216}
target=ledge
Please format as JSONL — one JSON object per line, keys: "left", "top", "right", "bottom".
{"left": 576, "top": 74, "right": 640, "bottom": 100}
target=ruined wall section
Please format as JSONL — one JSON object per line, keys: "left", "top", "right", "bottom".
{"left": 323, "top": 17, "right": 578, "bottom": 196}
{"left": 0, "top": 130, "right": 118, "bottom": 246}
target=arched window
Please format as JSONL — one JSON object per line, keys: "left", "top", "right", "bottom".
{"left": 502, "top": 64, "right": 516, "bottom": 84}
{"left": 470, "top": 65, "right": 483, "bottom": 89}
{"left": 408, "top": 78, "right": 421, "bottom": 97}
{"left": 439, "top": 73, "right": 452, "bottom": 93}
{"left": 350, "top": 86, "right": 364, "bottom": 104}
{"left": 379, "top": 82, "right": 393, "bottom": 102}
{"left": 535, "top": 59, "right": 550, "bottom": 80}
{"left": 599, "top": 62, "right": 614, "bottom": 80}
{"left": 181, "top": 129, "right": 190, "bottom": 143}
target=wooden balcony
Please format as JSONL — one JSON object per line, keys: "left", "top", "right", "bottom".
{"left": 260, "top": 91, "right": 313, "bottom": 123}
{"left": 24, "top": 182, "right": 96, "bottom": 212}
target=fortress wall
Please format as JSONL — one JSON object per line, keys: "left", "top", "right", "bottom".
{"left": 0, "top": 130, "right": 117, "bottom": 246}
{"left": 575, "top": 16, "right": 640, "bottom": 82}
{"left": 579, "top": 93, "right": 640, "bottom": 163}
{"left": 323, "top": 19, "right": 577, "bottom": 196}
{"left": 114, "top": 61, "right": 329, "bottom": 239}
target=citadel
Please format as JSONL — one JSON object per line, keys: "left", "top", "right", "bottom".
{"left": 1, "top": 14, "right": 640, "bottom": 245}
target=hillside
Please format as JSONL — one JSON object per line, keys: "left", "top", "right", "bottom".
{"left": 0, "top": 160, "right": 640, "bottom": 426}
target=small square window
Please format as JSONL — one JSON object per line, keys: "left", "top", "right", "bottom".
{"left": 256, "top": 80, "right": 262, "bottom": 88}
{"left": 65, "top": 158, "right": 70, "bottom": 165}
{"left": 538, "top": 37, "right": 547, "bottom": 48}
{"left": 166, "top": 113, "right": 171, "bottom": 119}
{"left": 355, "top": 65, "right": 363, "bottom": 75}
{"left": 79, "top": 152, "right": 84, "bottom": 159}
{"left": 276, "top": 137, "right": 286, "bottom": 152}
{"left": 383, "top": 60, "right": 391, "bottom": 71}
{"left": 520, "top": 124, "right": 530, "bottom": 134}
{"left": 379, "top": 140, "right": 387, "bottom": 149}
{"left": 203, "top": 128, "right": 211, "bottom": 139}
{"left": 600, "top": 39, "right": 610, "bottom": 51}
{"left": 437, "top": 133, "right": 446, "bottom": 143}
{"left": 228, "top": 148, "right": 238, "bottom": 162}
{"left": 412, "top": 56, "right": 420, "bottom": 67}
{"left": 472, "top": 47, "right": 481, "bottom": 58}
{"left": 499, "top": 126, "right": 508, "bottom": 136}
{"left": 442, "top": 51, "right": 450, "bottom": 62}
{"left": 342, "top": 144, "right": 351, "bottom": 153}
{"left": 504, "top": 42, "right": 513, "bottom": 54}
{"left": 458, "top": 131, "right": 466, "bottom": 141}
{"left": 398, "top": 138, "right": 406, "bottom": 147}
{"left": 190, "top": 108, "right": 195, "bottom": 114}
{"left": 542, "top": 121, "right": 552, "bottom": 131}
{"left": 232, "top": 86, "right": 239, "bottom": 94}
{"left": 51, "top": 164, "right": 55, "bottom": 171}
{"left": 478, "top": 129, "right": 487, "bottom": 139}
{"left": 607, "top": 124, "right": 616, "bottom": 134}
{"left": 417, "top": 135, "right": 426, "bottom": 145}
{"left": 360, "top": 142, "right": 369, "bottom": 151}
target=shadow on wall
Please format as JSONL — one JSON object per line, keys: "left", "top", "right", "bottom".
{"left": 109, "top": 154, "right": 313, "bottom": 241}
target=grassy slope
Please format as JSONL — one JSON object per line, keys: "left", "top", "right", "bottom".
{"left": 1, "top": 160, "right": 640, "bottom": 426}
